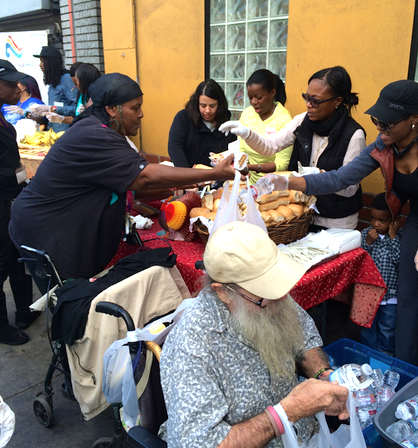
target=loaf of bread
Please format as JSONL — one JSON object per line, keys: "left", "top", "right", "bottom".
{"left": 212, "top": 198, "right": 221, "bottom": 212}
{"left": 260, "top": 211, "right": 272, "bottom": 223}
{"left": 190, "top": 207, "right": 210, "bottom": 218}
{"left": 212, "top": 189, "right": 224, "bottom": 200}
{"left": 289, "top": 190, "right": 302, "bottom": 203}
{"left": 287, "top": 203, "right": 304, "bottom": 216}
{"left": 205, "top": 211, "right": 217, "bottom": 221}
{"left": 277, "top": 205, "right": 295, "bottom": 220}
{"left": 259, "top": 198, "right": 290, "bottom": 211}
{"left": 268, "top": 209, "right": 285, "bottom": 222}
{"left": 202, "top": 194, "right": 213, "bottom": 211}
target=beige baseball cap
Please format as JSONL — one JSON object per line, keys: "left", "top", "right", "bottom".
{"left": 204, "top": 221, "right": 306, "bottom": 300}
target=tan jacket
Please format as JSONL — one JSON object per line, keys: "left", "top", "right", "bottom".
{"left": 66, "top": 265, "right": 190, "bottom": 420}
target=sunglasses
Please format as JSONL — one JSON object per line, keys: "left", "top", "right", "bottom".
{"left": 224, "top": 284, "right": 267, "bottom": 308}
{"left": 302, "top": 93, "right": 338, "bottom": 108}
{"left": 370, "top": 116, "right": 408, "bottom": 133}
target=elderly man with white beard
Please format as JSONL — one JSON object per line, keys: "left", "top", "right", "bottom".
{"left": 159, "top": 221, "right": 349, "bottom": 448}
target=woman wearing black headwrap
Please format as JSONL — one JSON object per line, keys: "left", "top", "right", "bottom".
{"left": 9, "top": 73, "right": 235, "bottom": 288}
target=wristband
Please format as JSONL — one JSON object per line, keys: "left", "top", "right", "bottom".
{"left": 257, "top": 164, "right": 261, "bottom": 173}
{"left": 264, "top": 408, "right": 280, "bottom": 438}
{"left": 268, "top": 406, "right": 285, "bottom": 435}
{"left": 315, "top": 367, "right": 333, "bottom": 380}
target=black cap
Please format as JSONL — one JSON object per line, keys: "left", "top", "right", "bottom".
{"left": 0, "top": 59, "right": 27, "bottom": 82}
{"left": 365, "top": 80, "right": 418, "bottom": 122}
{"left": 33, "top": 46, "right": 62, "bottom": 59}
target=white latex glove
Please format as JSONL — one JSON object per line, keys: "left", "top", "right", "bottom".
{"left": 78, "top": 104, "right": 86, "bottom": 113}
{"left": 32, "top": 104, "right": 53, "bottom": 116}
{"left": 297, "top": 161, "right": 321, "bottom": 175}
{"left": 262, "top": 173, "right": 289, "bottom": 191}
{"left": 46, "top": 112, "right": 65, "bottom": 123}
{"left": 415, "top": 248, "right": 418, "bottom": 271}
{"left": 4, "top": 105, "right": 25, "bottom": 115}
{"left": 219, "top": 120, "right": 250, "bottom": 139}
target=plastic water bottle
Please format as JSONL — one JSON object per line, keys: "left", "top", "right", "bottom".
{"left": 329, "top": 363, "right": 373, "bottom": 389}
{"left": 357, "top": 404, "right": 377, "bottom": 429}
{"left": 386, "top": 420, "right": 418, "bottom": 442}
{"left": 237, "top": 177, "right": 273, "bottom": 204}
{"left": 396, "top": 395, "right": 418, "bottom": 420}
{"left": 401, "top": 433, "right": 418, "bottom": 447}
{"left": 355, "top": 388, "right": 374, "bottom": 407}
{"left": 369, "top": 369, "right": 384, "bottom": 395}
{"left": 384, "top": 370, "right": 401, "bottom": 389}
{"left": 377, "top": 385, "right": 396, "bottom": 408}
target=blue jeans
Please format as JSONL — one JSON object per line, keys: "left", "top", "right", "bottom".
{"left": 361, "top": 304, "right": 397, "bottom": 355}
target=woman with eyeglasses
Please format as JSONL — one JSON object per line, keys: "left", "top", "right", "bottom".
{"left": 220, "top": 66, "right": 366, "bottom": 230}
{"left": 249, "top": 79, "right": 418, "bottom": 366}
{"left": 238, "top": 69, "right": 293, "bottom": 185}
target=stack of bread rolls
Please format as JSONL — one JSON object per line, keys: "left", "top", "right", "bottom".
{"left": 189, "top": 186, "right": 316, "bottom": 226}
{"left": 249, "top": 190, "right": 316, "bottom": 225}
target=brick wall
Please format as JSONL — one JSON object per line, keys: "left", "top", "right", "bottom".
{"left": 59, "top": 0, "right": 104, "bottom": 72}
{"left": 357, "top": 192, "right": 410, "bottom": 231}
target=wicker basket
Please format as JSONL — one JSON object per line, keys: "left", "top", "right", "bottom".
{"left": 21, "top": 158, "right": 44, "bottom": 179}
{"left": 267, "top": 209, "right": 314, "bottom": 245}
{"left": 193, "top": 220, "right": 210, "bottom": 244}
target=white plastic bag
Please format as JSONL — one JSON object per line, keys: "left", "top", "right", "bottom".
{"left": 210, "top": 170, "right": 267, "bottom": 237}
{"left": 102, "top": 333, "right": 139, "bottom": 429}
{"left": 0, "top": 396, "right": 15, "bottom": 448}
{"left": 274, "top": 389, "right": 365, "bottom": 448}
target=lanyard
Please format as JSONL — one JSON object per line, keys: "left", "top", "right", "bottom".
{"left": 0, "top": 115, "right": 15, "bottom": 139}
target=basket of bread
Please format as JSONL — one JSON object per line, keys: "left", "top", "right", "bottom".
{"left": 189, "top": 184, "right": 316, "bottom": 245}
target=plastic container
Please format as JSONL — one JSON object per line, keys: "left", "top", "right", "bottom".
{"left": 324, "top": 339, "right": 418, "bottom": 448}
{"left": 374, "top": 376, "right": 418, "bottom": 447}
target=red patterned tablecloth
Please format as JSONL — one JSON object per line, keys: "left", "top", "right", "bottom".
{"left": 108, "top": 217, "right": 386, "bottom": 328}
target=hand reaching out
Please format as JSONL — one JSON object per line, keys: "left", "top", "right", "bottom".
{"left": 366, "top": 228, "right": 379, "bottom": 246}
{"left": 219, "top": 121, "right": 250, "bottom": 139}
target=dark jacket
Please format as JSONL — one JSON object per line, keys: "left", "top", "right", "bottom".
{"left": 168, "top": 109, "right": 236, "bottom": 167}
{"left": 0, "top": 123, "right": 23, "bottom": 202}
{"left": 289, "top": 111, "right": 364, "bottom": 219}
{"left": 304, "top": 135, "right": 406, "bottom": 220}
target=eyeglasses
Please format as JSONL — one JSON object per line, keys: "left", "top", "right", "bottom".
{"left": 224, "top": 284, "right": 267, "bottom": 308}
{"left": 370, "top": 116, "right": 408, "bottom": 133}
{"left": 302, "top": 93, "right": 338, "bottom": 108}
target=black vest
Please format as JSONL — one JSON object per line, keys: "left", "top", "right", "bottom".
{"left": 289, "top": 111, "right": 364, "bottom": 219}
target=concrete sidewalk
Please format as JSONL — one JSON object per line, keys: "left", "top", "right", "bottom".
{"left": 0, "top": 280, "right": 115, "bottom": 448}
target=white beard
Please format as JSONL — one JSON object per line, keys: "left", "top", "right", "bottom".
{"left": 230, "top": 295, "right": 305, "bottom": 379}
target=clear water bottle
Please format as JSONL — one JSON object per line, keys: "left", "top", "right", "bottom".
{"left": 329, "top": 363, "right": 373, "bottom": 389}
{"left": 386, "top": 420, "right": 418, "bottom": 442}
{"left": 237, "top": 177, "right": 274, "bottom": 204}
{"left": 396, "top": 395, "right": 418, "bottom": 420}
{"left": 369, "top": 369, "right": 384, "bottom": 395}
{"left": 401, "top": 433, "right": 418, "bottom": 447}
{"left": 377, "top": 385, "right": 396, "bottom": 408}
{"left": 357, "top": 404, "right": 377, "bottom": 429}
{"left": 384, "top": 370, "right": 401, "bottom": 389}
{"left": 355, "top": 388, "right": 374, "bottom": 407}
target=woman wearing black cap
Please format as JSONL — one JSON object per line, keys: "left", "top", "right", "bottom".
{"left": 9, "top": 73, "right": 236, "bottom": 290}
{"left": 220, "top": 66, "right": 366, "bottom": 231}
{"left": 262, "top": 79, "right": 418, "bottom": 365}
{"left": 32, "top": 46, "right": 78, "bottom": 132}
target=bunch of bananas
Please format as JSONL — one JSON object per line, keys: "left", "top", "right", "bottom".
{"left": 21, "top": 128, "right": 65, "bottom": 147}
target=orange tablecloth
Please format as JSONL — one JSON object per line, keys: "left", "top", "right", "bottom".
{"left": 108, "top": 218, "right": 386, "bottom": 328}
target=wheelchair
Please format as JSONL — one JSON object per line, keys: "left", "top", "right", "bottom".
{"left": 18, "top": 242, "right": 190, "bottom": 448}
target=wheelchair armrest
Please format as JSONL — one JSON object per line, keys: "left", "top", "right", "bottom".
{"left": 127, "top": 426, "right": 167, "bottom": 448}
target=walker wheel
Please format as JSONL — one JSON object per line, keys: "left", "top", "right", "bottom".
{"left": 33, "top": 395, "right": 53, "bottom": 427}
{"left": 91, "top": 437, "right": 112, "bottom": 448}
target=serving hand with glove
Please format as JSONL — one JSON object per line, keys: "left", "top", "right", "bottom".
{"left": 46, "top": 112, "right": 65, "bottom": 124}
{"left": 4, "top": 105, "right": 25, "bottom": 116}
{"left": 31, "top": 104, "right": 55, "bottom": 116}
{"left": 219, "top": 120, "right": 251, "bottom": 139}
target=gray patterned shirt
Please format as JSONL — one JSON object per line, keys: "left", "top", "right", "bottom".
{"left": 160, "top": 286, "right": 323, "bottom": 447}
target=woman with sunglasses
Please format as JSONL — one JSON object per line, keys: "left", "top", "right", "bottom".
{"left": 220, "top": 66, "right": 366, "bottom": 230}
{"left": 256, "top": 80, "right": 418, "bottom": 366}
